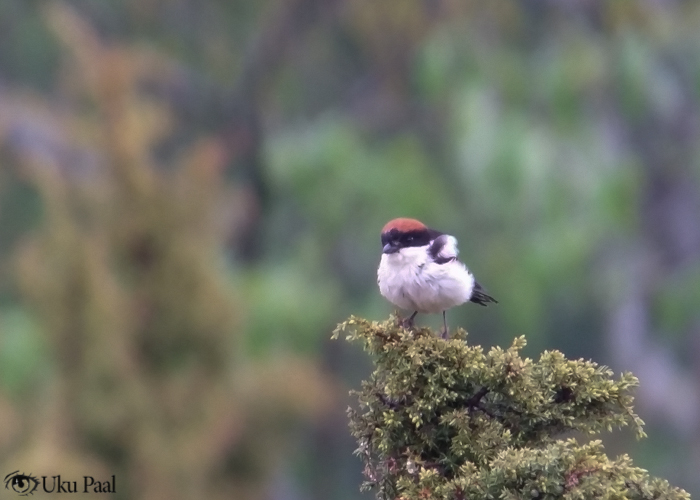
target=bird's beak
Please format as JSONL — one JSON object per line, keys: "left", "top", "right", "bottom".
{"left": 383, "top": 243, "right": 400, "bottom": 254}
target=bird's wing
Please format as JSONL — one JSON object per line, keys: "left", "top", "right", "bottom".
{"left": 428, "top": 234, "right": 459, "bottom": 264}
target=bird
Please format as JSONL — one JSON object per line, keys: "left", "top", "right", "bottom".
{"left": 377, "top": 217, "right": 497, "bottom": 337}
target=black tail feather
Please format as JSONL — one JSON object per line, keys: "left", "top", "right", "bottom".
{"left": 470, "top": 281, "right": 498, "bottom": 306}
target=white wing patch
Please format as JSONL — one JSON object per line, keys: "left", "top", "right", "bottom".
{"left": 430, "top": 234, "right": 459, "bottom": 264}
{"left": 441, "top": 235, "right": 459, "bottom": 258}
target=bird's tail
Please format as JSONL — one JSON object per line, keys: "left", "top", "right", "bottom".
{"left": 470, "top": 281, "right": 498, "bottom": 306}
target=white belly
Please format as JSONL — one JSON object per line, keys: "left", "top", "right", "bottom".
{"left": 377, "top": 248, "right": 475, "bottom": 313}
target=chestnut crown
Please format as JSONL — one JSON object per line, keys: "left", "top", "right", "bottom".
{"left": 380, "top": 218, "right": 441, "bottom": 254}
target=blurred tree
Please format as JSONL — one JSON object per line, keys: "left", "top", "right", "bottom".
{"left": 1, "top": 0, "right": 700, "bottom": 499}
{"left": 0, "top": 5, "right": 330, "bottom": 500}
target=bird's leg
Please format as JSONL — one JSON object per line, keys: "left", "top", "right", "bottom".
{"left": 400, "top": 310, "right": 418, "bottom": 329}
{"left": 441, "top": 311, "right": 449, "bottom": 339}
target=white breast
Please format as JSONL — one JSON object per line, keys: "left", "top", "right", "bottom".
{"left": 377, "top": 246, "right": 475, "bottom": 313}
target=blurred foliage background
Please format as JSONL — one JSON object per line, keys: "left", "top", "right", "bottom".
{"left": 0, "top": 0, "right": 699, "bottom": 499}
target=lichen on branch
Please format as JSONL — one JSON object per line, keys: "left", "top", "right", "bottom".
{"left": 333, "top": 316, "right": 689, "bottom": 500}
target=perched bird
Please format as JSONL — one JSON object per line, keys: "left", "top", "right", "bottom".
{"left": 377, "top": 217, "right": 497, "bottom": 337}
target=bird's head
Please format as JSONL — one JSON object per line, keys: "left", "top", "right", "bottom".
{"left": 380, "top": 218, "right": 434, "bottom": 255}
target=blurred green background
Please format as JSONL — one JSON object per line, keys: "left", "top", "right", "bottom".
{"left": 0, "top": 0, "right": 699, "bottom": 499}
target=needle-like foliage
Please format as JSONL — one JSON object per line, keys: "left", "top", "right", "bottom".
{"left": 333, "top": 316, "right": 690, "bottom": 500}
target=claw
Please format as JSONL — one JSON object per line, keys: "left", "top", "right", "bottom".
{"left": 399, "top": 311, "right": 418, "bottom": 329}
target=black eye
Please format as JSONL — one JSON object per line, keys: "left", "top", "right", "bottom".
{"left": 4, "top": 471, "right": 40, "bottom": 496}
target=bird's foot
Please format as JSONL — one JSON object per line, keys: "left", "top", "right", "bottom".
{"left": 440, "top": 327, "right": 449, "bottom": 339}
{"left": 399, "top": 317, "right": 414, "bottom": 329}
{"left": 397, "top": 311, "right": 418, "bottom": 330}
{"left": 440, "top": 311, "right": 449, "bottom": 339}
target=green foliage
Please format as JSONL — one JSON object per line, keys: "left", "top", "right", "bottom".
{"left": 0, "top": 307, "right": 46, "bottom": 396}
{"left": 334, "top": 316, "right": 689, "bottom": 500}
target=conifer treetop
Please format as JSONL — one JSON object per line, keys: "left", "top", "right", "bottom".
{"left": 333, "top": 315, "right": 690, "bottom": 500}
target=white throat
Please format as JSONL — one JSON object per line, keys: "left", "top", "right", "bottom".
{"left": 383, "top": 246, "right": 429, "bottom": 268}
